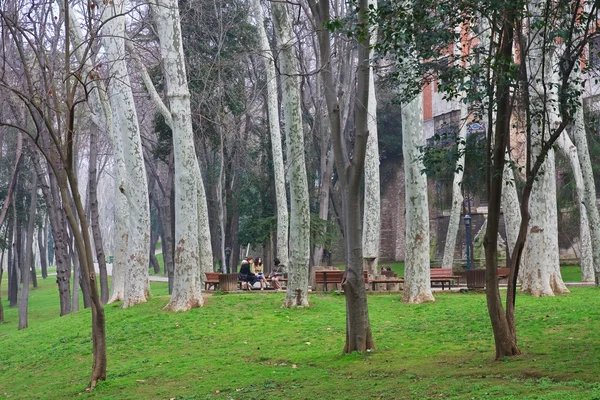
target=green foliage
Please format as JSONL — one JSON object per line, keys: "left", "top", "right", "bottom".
{"left": 1, "top": 278, "right": 599, "bottom": 399}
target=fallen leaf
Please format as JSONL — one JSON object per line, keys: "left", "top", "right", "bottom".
{"left": 136, "top": 380, "right": 145, "bottom": 383}
{"left": 215, "top": 390, "right": 220, "bottom": 394}
{"left": 292, "top": 364, "right": 297, "bottom": 369}
{"left": 305, "top": 342, "right": 311, "bottom": 345}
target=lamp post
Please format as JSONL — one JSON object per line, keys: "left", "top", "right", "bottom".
{"left": 225, "top": 247, "right": 231, "bottom": 274}
{"left": 464, "top": 214, "right": 472, "bottom": 271}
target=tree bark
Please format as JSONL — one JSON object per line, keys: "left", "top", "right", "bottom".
{"left": 250, "top": 0, "right": 289, "bottom": 270}
{"left": 520, "top": 20, "right": 568, "bottom": 296}
{"left": 402, "top": 93, "right": 435, "bottom": 303}
{"left": 441, "top": 102, "right": 467, "bottom": 270}
{"left": 572, "top": 96, "right": 600, "bottom": 284}
{"left": 272, "top": 2, "right": 311, "bottom": 307}
{"left": 151, "top": 0, "right": 207, "bottom": 310}
{"left": 310, "top": 0, "right": 374, "bottom": 352}
{"left": 31, "top": 151, "right": 71, "bottom": 315}
{"left": 556, "top": 131, "right": 594, "bottom": 281}
{"left": 483, "top": 9, "right": 520, "bottom": 359}
{"left": 362, "top": 0, "right": 381, "bottom": 276}
{"left": 38, "top": 218, "right": 48, "bottom": 279}
{"left": 88, "top": 125, "right": 109, "bottom": 303}
{"left": 19, "top": 171, "right": 37, "bottom": 330}
{"left": 102, "top": 0, "right": 151, "bottom": 307}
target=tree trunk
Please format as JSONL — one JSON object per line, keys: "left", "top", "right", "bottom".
{"left": 149, "top": 209, "right": 161, "bottom": 274}
{"left": 251, "top": 0, "right": 289, "bottom": 271}
{"left": 38, "top": 218, "right": 48, "bottom": 279}
{"left": 362, "top": 0, "right": 381, "bottom": 276}
{"left": 520, "top": 33, "right": 568, "bottom": 296}
{"left": 71, "top": 244, "right": 80, "bottom": 312}
{"left": 556, "top": 131, "right": 594, "bottom": 281}
{"left": 7, "top": 214, "right": 16, "bottom": 308}
{"left": 441, "top": 102, "right": 467, "bottom": 270}
{"left": 19, "top": 172, "right": 37, "bottom": 330}
{"left": 88, "top": 125, "right": 109, "bottom": 303}
{"left": 272, "top": 2, "right": 310, "bottom": 307}
{"left": 152, "top": 0, "right": 206, "bottom": 310}
{"left": 572, "top": 95, "right": 600, "bottom": 284}
{"left": 501, "top": 153, "right": 521, "bottom": 260}
{"left": 310, "top": 0, "right": 374, "bottom": 352}
{"left": 402, "top": 94, "right": 434, "bottom": 303}
{"left": 483, "top": 10, "right": 520, "bottom": 359}
{"left": 32, "top": 152, "right": 71, "bottom": 315}
{"left": 102, "top": 0, "right": 151, "bottom": 307}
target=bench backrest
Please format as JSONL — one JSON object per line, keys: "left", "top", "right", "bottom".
{"left": 430, "top": 268, "right": 454, "bottom": 277}
{"left": 497, "top": 268, "right": 510, "bottom": 277}
{"left": 205, "top": 272, "right": 221, "bottom": 281}
{"left": 315, "top": 270, "right": 344, "bottom": 283}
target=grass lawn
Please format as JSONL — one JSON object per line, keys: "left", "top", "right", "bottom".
{"left": 1, "top": 274, "right": 600, "bottom": 399}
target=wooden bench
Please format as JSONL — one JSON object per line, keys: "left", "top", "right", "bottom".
{"left": 497, "top": 268, "right": 510, "bottom": 279}
{"left": 204, "top": 272, "right": 221, "bottom": 290}
{"left": 315, "top": 270, "right": 344, "bottom": 291}
{"left": 368, "top": 271, "right": 404, "bottom": 290}
{"left": 430, "top": 268, "right": 461, "bottom": 290}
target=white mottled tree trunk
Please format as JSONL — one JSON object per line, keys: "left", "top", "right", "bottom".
{"left": 572, "top": 99, "right": 600, "bottom": 284}
{"left": 272, "top": 2, "right": 310, "bottom": 307}
{"left": 152, "top": 0, "right": 205, "bottom": 310}
{"left": 362, "top": 0, "right": 381, "bottom": 276}
{"left": 102, "top": 0, "right": 151, "bottom": 307}
{"left": 556, "top": 131, "right": 594, "bottom": 281}
{"left": 402, "top": 94, "right": 434, "bottom": 303}
{"left": 64, "top": 2, "right": 130, "bottom": 304}
{"left": 251, "top": 0, "right": 289, "bottom": 269}
{"left": 501, "top": 153, "right": 521, "bottom": 257}
{"left": 441, "top": 101, "right": 467, "bottom": 270}
{"left": 520, "top": 32, "right": 568, "bottom": 296}
{"left": 521, "top": 147, "right": 568, "bottom": 295}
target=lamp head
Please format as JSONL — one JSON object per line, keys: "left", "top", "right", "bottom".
{"left": 464, "top": 214, "right": 471, "bottom": 227}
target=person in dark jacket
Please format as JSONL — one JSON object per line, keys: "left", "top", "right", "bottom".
{"left": 238, "top": 257, "right": 257, "bottom": 289}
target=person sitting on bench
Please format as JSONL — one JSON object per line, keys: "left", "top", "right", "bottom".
{"left": 238, "top": 257, "right": 257, "bottom": 290}
{"left": 269, "top": 258, "right": 284, "bottom": 291}
{"left": 252, "top": 257, "right": 266, "bottom": 290}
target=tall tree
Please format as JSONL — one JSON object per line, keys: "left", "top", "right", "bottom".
{"left": 362, "top": 0, "right": 381, "bottom": 276}
{"left": 272, "top": 1, "right": 310, "bottom": 307}
{"left": 250, "top": 0, "right": 289, "bottom": 271}
{"left": 101, "top": 0, "right": 151, "bottom": 307}
{"left": 149, "top": 0, "right": 212, "bottom": 310}
{"left": 556, "top": 130, "right": 594, "bottom": 281}
{"left": 402, "top": 91, "right": 434, "bottom": 303}
{"left": 310, "top": 0, "right": 374, "bottom": 352}
{"left": 19, "top": 166, "right": 36, "bottom": 330}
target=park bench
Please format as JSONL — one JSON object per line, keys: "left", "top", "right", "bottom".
{"left": 315, "top": 270, "right": 344, "bottom": 291}
{"left": 367, "top": 270, "right": 404, "bottom": 290}
{"left": 497, "top": 268, "right": 510, "bottom": 279}
{"left": 204, "top": 272, "right": 221, "bottom": 291}
{"left": 430, "top": 268, "right": 461, "bottom": 290}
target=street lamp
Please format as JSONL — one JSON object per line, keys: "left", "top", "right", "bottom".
{"left": 464, "top": 214, "right": 472, "bottom": 271}
{"left": 225, "top": 247, "right": 231, "bottom": 274}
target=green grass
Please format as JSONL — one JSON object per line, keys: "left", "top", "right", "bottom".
{"left": 1, "top": 275, "right": 600, "bottom": 399}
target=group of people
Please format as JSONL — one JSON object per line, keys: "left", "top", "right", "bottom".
{"left": 238, "top": 257, "right": 285, "bottom": 290}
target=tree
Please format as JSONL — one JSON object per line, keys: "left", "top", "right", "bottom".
{"left": 362, "top": 0, "right": 381, "bottom": 277}
{"left": 148, "top": 0, "right": 212, "bottom": 310}
{"left": 100, "top": 0, "right": 151, "bottom": 307}
{"left": 402, "top": 89, "right": 434, "bottom": 304}
{"left": 250, "top": 0, "right": 289, "bottom": 271}
{"left": 0, "top": 0, "right": 107, "bottom": 385}
{"left": 272, "top": 1, "right": 311, "bottom": 307}
{"left": 310, "top": 0, "right": 374, "bottom": 352}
